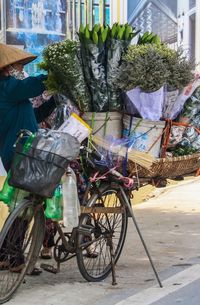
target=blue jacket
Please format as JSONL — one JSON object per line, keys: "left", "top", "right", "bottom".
{"left": 0, "top": 74, "right": 47, "bottom": 167}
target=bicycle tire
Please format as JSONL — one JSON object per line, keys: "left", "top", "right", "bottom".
{"left": 76, "top": 186, "right": 128, "bottom": 282}
{"left": 0, "top": 199, "right": 44, "bottom": 304}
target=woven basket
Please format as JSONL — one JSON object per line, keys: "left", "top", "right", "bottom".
{"left": 129, "top": 153, "right": 200, "bottom": 178}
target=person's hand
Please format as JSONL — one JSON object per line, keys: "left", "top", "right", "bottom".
{"left": 42, "top": 90, "right": 52, "bottom": 101}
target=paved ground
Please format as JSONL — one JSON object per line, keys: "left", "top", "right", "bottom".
{"left": 4, "top": 177, "right": 200, "bottom": 305}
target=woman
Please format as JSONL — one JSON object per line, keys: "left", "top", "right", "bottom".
{"left": 0, "top": 43, "right": 58, "bottom": 274}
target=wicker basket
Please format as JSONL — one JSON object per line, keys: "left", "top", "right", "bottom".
{"left": 129, "top": 152, "right": 200, "bottom": 178}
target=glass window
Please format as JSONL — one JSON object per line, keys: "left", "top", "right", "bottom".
{"left": 75, "top": 0, "right": 80, "bottom": 30}
{"left": 105, "top": 8, "right": 110, "bottom": 25}
{"left": 189, "top": 0, "right": 196, "bottom": 10}
{"left": 93, "top": 0, "right": 100, "bottom": 25}
{"left": 81, "top": 1, "right": 85, "bottom": 25}
{"left": 105, "top": 0, "right": 110, "bottom": 25}
{"left": 92, "top": 0, "right": 110, "bottom": 26}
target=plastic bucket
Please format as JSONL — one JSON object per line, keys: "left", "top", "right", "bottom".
{"left": 123, "top": 115, "right": 165, "bottom": 157}
{"left": 82, "top": 112, "right": 122, "bottom": 139}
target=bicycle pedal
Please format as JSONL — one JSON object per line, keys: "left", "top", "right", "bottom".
{"left": 40, "top": 263, "right": 58, "bottom": 274}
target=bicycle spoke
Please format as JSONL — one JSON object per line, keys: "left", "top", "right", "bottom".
{"left": 0, "top": 200, "right": 44, "bottom": 303}
{"left": 77, "top": 188, "right": 128, "bottom": 281}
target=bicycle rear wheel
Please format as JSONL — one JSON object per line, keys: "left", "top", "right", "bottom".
{"left": 0, "top": 199, "right": 45, "bottom": 304}
{"left": 76, "top": 187, "right": 128, "bottom": 282}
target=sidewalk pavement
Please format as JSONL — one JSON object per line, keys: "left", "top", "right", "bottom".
{"left": 6, "top": 177, "right": 200, "bottom": 305}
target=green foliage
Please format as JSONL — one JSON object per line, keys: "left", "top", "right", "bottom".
{"left": 41, "top": 23, "right": 141, "bottom": 112}
{"left": 172, "top": 145, "right": 198, "bottom": 156}
{"left": 117, "top": 44, "right": 170, "bottom": 92}
{"left": 117, "top": 43, "right": 195, "bottom": 93}
{"left": 92, "top": 30, "right": 99, "bottom": 44}
{"left": 101, "top": 26, "right": 109, "bottom": 43}
{"left": 76, "top": 23, "right": 140, "bottom": 111}
{"left": 163, "top": 48, "right": 195, "bottom": 90}
{"left": 137, "top": 31, "right": 161, "bottom": 45}
{"left": 41, "top": 39, "right": 91, "bottom": 111}
{"left": 78, "top": 23, "right": 140, "bottom": 45}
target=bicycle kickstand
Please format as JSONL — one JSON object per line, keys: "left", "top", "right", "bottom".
{"left": 107, "top": 235, "right": 117, "bottom": 286}
{"left": 120, "top": 187, "right": 163, "bottom": 288}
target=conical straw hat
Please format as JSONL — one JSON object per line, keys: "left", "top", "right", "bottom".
{"left": 0, "top": 43, "right": 37, "bottom": 69}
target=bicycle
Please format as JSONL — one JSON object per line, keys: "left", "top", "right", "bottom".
{"left": 0, "top": 131, "right": 162, "bottom": 303}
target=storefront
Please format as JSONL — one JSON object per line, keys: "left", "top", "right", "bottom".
{"left": 0, "top": 0, "right": 128, "bottom": 75}
{"left": 66, "top": 0, "right": 127, "bottom": 39}
{"left": 66, "top": 0, "right": 111, "bottom": 39}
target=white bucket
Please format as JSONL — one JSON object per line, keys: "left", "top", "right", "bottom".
{"left": 82, "top": 112, "right": 122, "bottom": 139}
{"left": 123, "top": 115, "right": 165, "bottom": 157}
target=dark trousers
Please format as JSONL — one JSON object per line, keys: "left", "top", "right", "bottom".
{"left": 0, "top": 218, "right": 28, "bottom": 266}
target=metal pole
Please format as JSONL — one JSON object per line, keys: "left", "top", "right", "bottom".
{"left": 120, "top": 186, "right": 163, "bottom": 288}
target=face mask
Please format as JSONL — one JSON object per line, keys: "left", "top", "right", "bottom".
{"left": 8, "top": 66, "right": 25, "bottom": 80}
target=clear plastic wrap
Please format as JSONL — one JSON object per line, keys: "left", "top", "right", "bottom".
{"left": 80, "top": 41, "right": 108, "bottom": 112}
{"left": 92, "top": 135, "right": 154, "bottom": 171}
{"left": 107, "top": 39, "right": 130, "bottom": 111}
{"left": 181, "top": 86, "right": 200, "bottom": 122}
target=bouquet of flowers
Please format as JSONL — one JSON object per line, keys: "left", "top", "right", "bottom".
{"left": 39, "top": 40, "right": 92, "bottom": 112}
{"left": 40, "top": 23, "right": 139, "bottom": 113}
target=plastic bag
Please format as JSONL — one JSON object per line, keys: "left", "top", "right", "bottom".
{"left": 180, "top": 127, "right": 200, "bottom": 150}
{"left": 163, "top": 89, "right": 179, "bottom": 119}
{"left": 9, "top": 130, "right": 80, "bottom": 198}
{"left": 180, "top": 86, "right": 200, "bottom": 123}
{"left": 168, "top": 78, "right": 200, "bottom": 120}
{"left": 168, "top": 125, "right": 186, "bottom": 148}
{"left": 191, "top": 113, "right": 200, "bottom": 128}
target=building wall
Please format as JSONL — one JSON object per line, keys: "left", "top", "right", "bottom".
{"left": 128, "top": 0, "right": 141, "bottom": 18}
{"left": 128, "top": 0, "right": 177, "bottom": 45}
{"left": 177, "top": 0, "right": 200, "bottom": 64}
{"left": 195, "top": 0, "right": 200, "bottom": 65}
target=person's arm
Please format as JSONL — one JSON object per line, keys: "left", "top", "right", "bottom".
{"left": 34, "top": 96, "right": 57, "bottom": 123}
{"left": 5, "top": 75, "right": 47, "bottom": 101}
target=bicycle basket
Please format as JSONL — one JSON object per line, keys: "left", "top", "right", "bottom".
{"left": 9, "top": 130, "right": 80, "bottom": 198}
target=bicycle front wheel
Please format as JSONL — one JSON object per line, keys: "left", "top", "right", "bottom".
{"left": 76, "top": 187, "right": 128, "bottom": 282}
{"left": 0, "top": 199, "right": 45, "bottom": 304}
